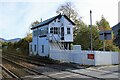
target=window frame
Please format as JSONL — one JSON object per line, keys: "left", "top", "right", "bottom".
{"left": 34, "top": 44, "right": 36, "bottom": 52}
{"left": 50, "top": 27, "right": 59, "bottom": 34}
{"left": 50, "top": 27, "right": 53, "bottom": 33}
{"left": 42, "top": 45, "right": 44, "bottom": 53}
{"left": 30, "top": 45, "right": 32, "bottom": 52}
{"left": 67, "top": 27, "right": 71, "bottom": 34}
{"left": 39, "top": 27, "right": 48, "bottom": 36}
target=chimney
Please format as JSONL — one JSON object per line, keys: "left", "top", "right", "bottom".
{"left": 41, "top": 18, "right": 42, "bottom": 22}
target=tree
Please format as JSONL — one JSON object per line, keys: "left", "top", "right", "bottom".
{"left": 56, "top": 2, "right": 78, "bottom": 21}
{"left": 96, "top": 16, "right": 119, "bottom": 51}
{"left": 89, "top": 26, "right": 103, "bottom": 50}
{"left": 31, "top": 20, "right": 40, "bottom": 27}
{"left": 73, "top": 19, "right": 87, "bottom": 39}
{"left": 25, "top": 32, "right": 32, "bottom": 42}
{"left": 1, "top": 41, "right": 7, "bottom": 47}
{"left": 74, "top": 25, "right": 103, "bottom": 50}
{"left": 56, "top": 2, "right": 84, "bottom": 39}
{"left": 74, "top": 25, "right": 90, "bottom": 50}
{"left": 96, "top": 15, "right": 111, "bottom": 31}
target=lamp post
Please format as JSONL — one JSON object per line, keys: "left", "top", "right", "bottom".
{"left": 90, "top": 10, "right": 93, "bottom": 51}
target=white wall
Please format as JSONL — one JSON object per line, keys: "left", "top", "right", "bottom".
{"left": 32, "top": 36, "right": 37, "bottom": 55}
{"left": 62, "top": 16, "right": 73, "bottom": 42}
{"left": 48, "top": 16, "right": 73, "bottom": 42}
{"left": 50, "top": 50, "right": 119, "bottom": 65}
{"left": 38, "top": 37, "right": 49, "bottom": 56}
{"left": 50, "top": 50, "right": 95, "bottom": 65}
{"left": 95, "top": 51, "right": 119, "bottom": 65}
{"left": 32, "top": 25, "right": 49, "bottom": 56}
{"left": 48, "top": 19, "right": 62, "bottom": 41}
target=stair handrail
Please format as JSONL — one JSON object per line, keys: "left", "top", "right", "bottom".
{"left": 51, "top": 33, "right": 65, "bottom": 50}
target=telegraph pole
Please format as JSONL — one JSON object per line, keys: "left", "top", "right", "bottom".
{"left": 103, "top": 32, "right": 106, "bottom": 51}
{"left": 103, "top": 40, "right": 105, "bottom": 51}
{"left": 90, "top": 10, "right": 93, "bottom": 51}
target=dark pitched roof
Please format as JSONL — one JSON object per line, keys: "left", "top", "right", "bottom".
{"left": 112, "top": 22, "right": 120, "bottom": 31}
{"left": 31, "top": 14, "right": 75, "bottom": 30}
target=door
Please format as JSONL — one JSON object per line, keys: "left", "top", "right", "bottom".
{"left": 61, "top": 27, "right": 64, "bottom": 40}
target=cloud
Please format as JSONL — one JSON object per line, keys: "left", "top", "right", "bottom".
{"left": 74, "top": 0, "right": 119, "bottom": 27}
{"left": 0, "top": 2, "right": 31, "bottom": 39}
{"left": 0, "top": 0, "right": 119, "bottom": 39}
{"left": 0, "top": 1, "right": 65, "bottom": 39}
{"left": 0, "top": 0, "right": 67, "bottom": 3}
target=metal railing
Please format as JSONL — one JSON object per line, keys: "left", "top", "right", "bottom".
{"left": 47, "top": 33, "right": 66, "bottom": 50}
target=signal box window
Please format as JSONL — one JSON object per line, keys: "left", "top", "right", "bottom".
{"left": 67, "top": 28, "right": 70, "bottom": 34}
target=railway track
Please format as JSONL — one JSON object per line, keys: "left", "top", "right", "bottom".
{"left": 0, "top": 64, "right": 22, "bottom": 79}
{"left": 4, "top": 53, "right": 45, "bottom": 66}
{"left": 3, "top": 53, "right": 85, "bottom": 69}
{"left": 2, "top": 53, "right": 107, "bottom": 80}
{"left": 2, "top": 56, "right": 59, "bottom": 80}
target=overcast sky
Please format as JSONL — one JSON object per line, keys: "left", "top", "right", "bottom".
{"left": 0, "top": 0, "right": 119, "bottom": 40}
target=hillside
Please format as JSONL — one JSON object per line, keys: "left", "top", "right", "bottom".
{"left": 0, "top": 37, "right": 21, "bottom": 43}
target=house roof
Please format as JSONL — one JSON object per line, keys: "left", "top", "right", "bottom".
{"left": 31, "top": 14, "right": 75, "bottom": 30}
{"left": 112, "top": 22, "right": 120, "bottom": 31}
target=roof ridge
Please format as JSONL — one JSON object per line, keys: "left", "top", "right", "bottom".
{"left": 31, "top": 14, "right": 75, "bottom": 30}
{"left": 31, "top": 14, "right": 61, "bottom": 29}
